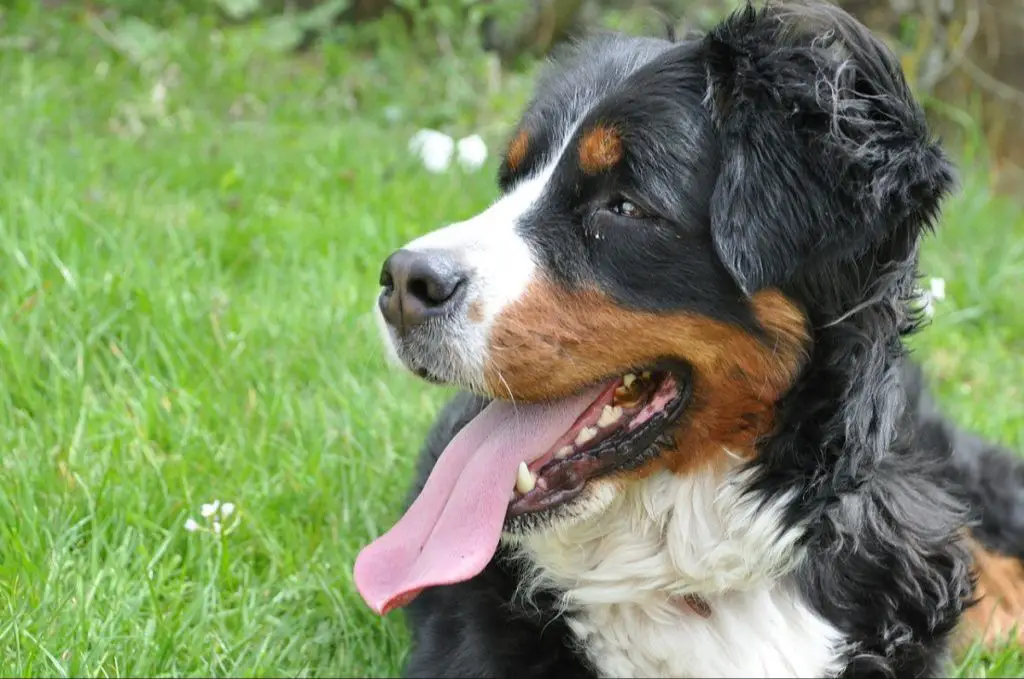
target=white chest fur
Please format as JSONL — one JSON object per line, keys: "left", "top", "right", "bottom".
{"left": 515, "top": 466, "right": 849, "bottom": 678}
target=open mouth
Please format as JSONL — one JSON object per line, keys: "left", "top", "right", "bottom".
{"left": 354, "top": 362, "right": 690, "bottom": 616}
{"left": 508, "top": 369, "right": 688, "bottom": 518}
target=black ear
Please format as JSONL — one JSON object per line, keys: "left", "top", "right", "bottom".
{"left": 703, "top": 0, "right": 957, "bottom": 293}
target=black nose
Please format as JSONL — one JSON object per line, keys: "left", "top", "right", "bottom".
{"left": 378, "top": 249, "right": 468, "bottom": 334}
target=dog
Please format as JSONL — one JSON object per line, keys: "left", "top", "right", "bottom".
{"left": 354, "top": 1, "right": 1024, "bottom": 676}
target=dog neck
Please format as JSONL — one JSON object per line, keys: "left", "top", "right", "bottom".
{"left": 516, "top": 463, "right": 802, "bottom": 600}
{"left": 510, "top": 463, "right": 848, "bottom": 677}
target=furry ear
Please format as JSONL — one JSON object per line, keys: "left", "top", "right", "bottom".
{"left": 703, "top": 0, "right": 957, "bottom": 293}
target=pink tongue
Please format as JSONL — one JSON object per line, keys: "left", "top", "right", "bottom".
{"left": 353, "top": 386, "right": 603, "bottom": 615}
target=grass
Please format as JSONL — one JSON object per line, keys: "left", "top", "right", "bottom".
{"left": 0, "top": 4, "right": 1021, "bottom": 677}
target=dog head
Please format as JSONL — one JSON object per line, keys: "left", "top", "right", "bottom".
{"left": 374, "top": 0, "right": 955, "bottom": 535}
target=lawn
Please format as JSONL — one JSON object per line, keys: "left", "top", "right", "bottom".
{"left": 0, "top": 4, "right": 1022, "bottom": 677}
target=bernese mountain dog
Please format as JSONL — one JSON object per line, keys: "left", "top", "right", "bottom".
{"left": 355, "top": 1, "right": 1024, "bottom": 676}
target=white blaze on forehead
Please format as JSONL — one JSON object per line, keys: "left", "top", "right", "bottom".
{"left": 403, "top": 157, "right": 559, "bottom": 327}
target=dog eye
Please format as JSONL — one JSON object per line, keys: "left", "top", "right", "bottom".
{"left": 610, "top": 200, "right": 644, "bottom": 218}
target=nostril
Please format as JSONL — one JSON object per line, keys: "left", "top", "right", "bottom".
{"left": 409, "top": 271, "right": 465, "bottom": 308}
{"left": 379, "top": 264, "right": 395, "bottom": 291}
{"left": 408, "top": 277, "right": 433, "bottom": 306}
{"left": 404, "top": 254, "right": 467, "bottom": 309}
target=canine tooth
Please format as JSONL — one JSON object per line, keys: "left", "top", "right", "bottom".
{"left": 516, "top": 461, "right": 536, "bottom": 494}
{"left": 597, "top": 405, "right": 623, "bottom": 428}
{"left": 555, "top": 445, "right": 574, "bottom": 459}
{"left": 623, "top": 373, "right": 636, "bottom": 388}
{"left": 575, "top": 426, "right": 598, "bottom": 446}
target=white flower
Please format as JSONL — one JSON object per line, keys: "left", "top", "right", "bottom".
{"left": 929, "top": 277, "right": 946, "bottom": 301}
{"left": 456, "top": 134, "right": 488, "bottom": 172}
{"left": 189, "top": 499, "right": 238, "bottom": 536}
{"left": 151, "top": 81, "right": 167, "bottom": 106}
{"left": 200, "top": 500, "right": 220, "bottom": 518}
{"left": 409, "top": 129, "right": 454, "bottom": 174}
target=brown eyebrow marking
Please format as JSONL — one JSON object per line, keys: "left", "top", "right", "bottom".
{"left": 506, "top": 129, "right": 529, "bottom": 172}
{"left": 578, "top": 124, "right": 624, "bottom": 175}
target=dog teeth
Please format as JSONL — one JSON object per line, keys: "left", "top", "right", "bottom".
{"left": 516, "top": 461, "right": 536, "bottom": 494}
{"left": 622, "top": 373, "right": 636, "bottom": 388}
{"left": 555, "top": 445, "right": 574, "bottom": 459}
{"left": 641, "top": 371, "right": 651, "bottom": 380}
{"left": 575, "top": 426, "right": 598, "bottom": 446}
{"left": 597, "top": 405, "right": 623, "bottom": 428}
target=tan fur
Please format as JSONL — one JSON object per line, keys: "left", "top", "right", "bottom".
{"left": 506, "top": 129, "right": 529, "bottom": 172}
{"left": 957, "top": 537, "right": 1024, "bottom": 650}
{"left": 578, "top": 125, "right": 624, "bottom": 175}
{"left": 484, "top": 281, "right": 810, "bottom": 475}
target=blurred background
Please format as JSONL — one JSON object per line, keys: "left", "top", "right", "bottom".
{"left": 30, "top": 0, "right": 1024, "bottom": 186}
{"left": 0, "top": 0, "right": 1021, "bottom": 676}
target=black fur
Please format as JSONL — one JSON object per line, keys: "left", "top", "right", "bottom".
{"left": 704, "top": 2, "right": 955, "bottom": 294}
{"left": 382, "top": 2, "right": 1024, "bottom": 677}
